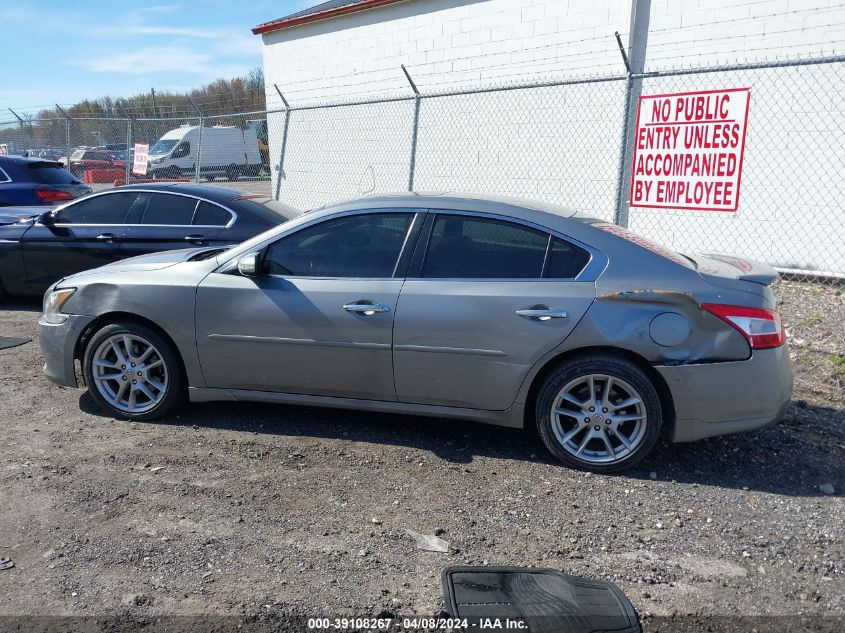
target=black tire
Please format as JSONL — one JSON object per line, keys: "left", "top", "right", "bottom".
{"left": 225, "top": 164, "right": 239, "bottom": 181}
{"left": 82, "top": 321, "right": 185, "bottom": 421}
{"left": 0, "top": 276, "right": 7, "bottom": 302}
{"left": 166, "top": 166, "right": 181, "bottom": 179}
{"left": 534, "top": 355, "right": 662, "bottom": 473}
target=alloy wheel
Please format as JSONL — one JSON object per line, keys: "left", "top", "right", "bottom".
{"left": 550, "top": 373, "right": 647, "bottom": 464}
{"left": 91, "top": 334, "right": 168, "bottom": 414}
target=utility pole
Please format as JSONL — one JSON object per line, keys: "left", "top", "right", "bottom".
{"left": 151, "top": 88, "right": 157, "bottom": 118}
{"left": 613, "top": 0, "right": 651, "bottom": 228}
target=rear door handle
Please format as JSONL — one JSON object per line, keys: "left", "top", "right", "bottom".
{"left": 185, "top": 234, "right": 207, "bottom": 244}
{"left": 342, "top": 301, "right": 390, "bottom": 315}
{"left": 516, "top": 307, "right": 568, "bottom": 320}
{"left": 96, "top": 233, "right": 117, "bottom": 242}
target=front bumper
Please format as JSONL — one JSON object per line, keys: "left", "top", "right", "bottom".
{"left": 657, "top": 345, "right": 793, "bottom": 443}
{"left": 38, "top": 314, "right": 97, "bottom": 388}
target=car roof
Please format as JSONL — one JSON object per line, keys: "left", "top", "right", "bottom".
{"left": 319, "top": 191, "right": 584, "bottom": 219}
{"left": 0, "top": 155, "right": 63, "bottom": 165}
{"left": 113, "top": 182, "right": 253, "bottom": 203}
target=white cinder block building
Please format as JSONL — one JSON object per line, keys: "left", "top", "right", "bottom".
{"left": 254, "top": 0, "right": 845, "bottom": 276}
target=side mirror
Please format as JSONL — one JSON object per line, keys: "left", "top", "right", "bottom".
{"left": 237, "top": 252, "right": 261, "bottom": 276}
{"left": 39, "top": 211, "right": 56, "bottom": 225}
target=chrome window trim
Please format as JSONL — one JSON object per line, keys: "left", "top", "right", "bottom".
{"left": 49, "top": 188, "right": 237, "bottom": 228}
{"left": 214, "top": 206, "right": 607, "bottom": 283}
{"left": 417, "top": 209, "right": 606, "bottom": 282}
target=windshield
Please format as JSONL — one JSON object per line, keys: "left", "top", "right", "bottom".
{"left": 148, "top": 139, "right": 179, "bottom": 156}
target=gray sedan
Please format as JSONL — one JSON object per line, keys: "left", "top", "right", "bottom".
{"left": 38, "top": 193, "right": 792, "bottom": 472}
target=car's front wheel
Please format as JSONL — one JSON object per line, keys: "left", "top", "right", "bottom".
{"left": 83, "top": 322, "right": 184, "bottom": 421}
{"left": 535, "top": 355, "right": 662, "bottom": 473}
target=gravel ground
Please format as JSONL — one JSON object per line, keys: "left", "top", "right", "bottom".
{"left": 0, "top": 280, "right": 842, "bottom": 631}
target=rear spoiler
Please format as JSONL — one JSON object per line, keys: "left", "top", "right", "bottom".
{"left": 692, "top": 254, "right": 779, "bottom": 296}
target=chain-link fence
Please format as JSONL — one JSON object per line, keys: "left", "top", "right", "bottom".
{"left": 1, "top": 54, "right": 843, "bottom": 281}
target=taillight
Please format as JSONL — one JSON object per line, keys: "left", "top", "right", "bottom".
{"left": 701, "top": 303, "right": 786, "bottom": 349}
{"left": 34, "top": 188, "right": 73, "bottom": 203}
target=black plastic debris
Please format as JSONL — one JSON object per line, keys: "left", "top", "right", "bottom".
{"left": 0, "top": 336, "right": 31, "bottom": 351}
{"left": 442, "top": 566, "right": 640, "bottom": 633}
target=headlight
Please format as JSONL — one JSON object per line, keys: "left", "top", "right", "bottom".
{"left": 43, "top": 288, "right": 76, "bottom": 324}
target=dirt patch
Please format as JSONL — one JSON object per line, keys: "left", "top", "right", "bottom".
{"left": 0, "top": 286, "right": 842, "bottom": 630}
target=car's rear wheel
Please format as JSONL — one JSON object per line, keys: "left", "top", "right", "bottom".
{"left": 535, "top": 355, "right": 662, "bottom": 473}
{"left": 83, "top": 322, "right": 184, "bottom": 421}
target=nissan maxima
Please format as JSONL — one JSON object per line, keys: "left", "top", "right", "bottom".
{"left": 38, "top": 193, "right": 792, "bottom": 472}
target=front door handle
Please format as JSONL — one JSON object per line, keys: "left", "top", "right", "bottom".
{"left": 185, "top": 234, "right": 207, "bottom": 244}
{"left": 343, "top": 301, "right": 390, "bottom": 315}
{"left": 516, "top": 306, "right": 568, "bottom": 321}
{"left": 96, "top": 233, "right": 117, "bottom": 242}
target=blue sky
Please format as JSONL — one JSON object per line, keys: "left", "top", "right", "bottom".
{"left": 1, "top": 0, "right": 319, "bottom": 112}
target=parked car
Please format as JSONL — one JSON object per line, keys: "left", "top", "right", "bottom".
{"left": 0, "top": 155, "right": 92, "bottom": 206}
{"left": 0, "top": 183, "right": 297, "bottom": 297}
{"left": 68, "top": 148, "right": 125, "bottom": 177}
{"left": 147, "top": 125, "right": 262, "bottom": 181}
{"left": 37, "top": 193, "right": 792, "bottom": 472}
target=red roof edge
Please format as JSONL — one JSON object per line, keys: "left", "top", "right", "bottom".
{"left": 252, "top": 0, "right": 407, "bottom": 35}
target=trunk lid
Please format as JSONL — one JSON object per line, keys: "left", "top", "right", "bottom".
{"left": 692, "top": 254, "right": 779, "bottom": 296}
{"left": 0, "top": 207, "right": 42, "bottom": 225}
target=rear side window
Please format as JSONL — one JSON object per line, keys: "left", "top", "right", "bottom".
{"left": 141, "top": 193, "right": 198, "bottom": 225}
{"left": 26, "top": 162, "right": 80, "bottom": 185}
{"left": 0, "top": 167, "right": 9, "bottom": 183}
{"left": 264, "top": 213, "right": 413, "bottom": 278}
{"left": 193, "top": 201, "right": 232, "bottom": 226}
{"left": 422, "top": 215, "right": 548, "bottom": 279}
{"left": 546, "top": 238, "right": 591, "bottom": 278}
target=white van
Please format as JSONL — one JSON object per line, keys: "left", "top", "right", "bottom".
{"left": 146, "top": 125, "right": 262, "bottom": 180}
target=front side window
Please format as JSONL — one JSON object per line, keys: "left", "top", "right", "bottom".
{"left": 263, "top": 213, "right": 413, "bottom": 278}
{"left": 141, "top": 193, "right": 198, "bottom": 225}
{"left": 422, "top": 215, "right": 548, "bottom": 279}
{"left": 171, "top": 142, "right": 190, "bottom": 159}
{"left": 55, "top": 192, "right": 142, "bottom": 225}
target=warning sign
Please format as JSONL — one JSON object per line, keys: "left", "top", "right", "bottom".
{"left": 132, "top": 143, "right": 149, "bottom": 176}
{"left": 629, "top": 88, "right": 750, "bottom": 212}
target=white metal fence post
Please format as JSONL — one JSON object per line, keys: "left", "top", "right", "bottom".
{"left": 613, "top": 0, "right": 651, "bottom": 228}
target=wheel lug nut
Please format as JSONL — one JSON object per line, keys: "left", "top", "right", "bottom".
{"left": 131, "top": 363, "right": 135, "bottom": 367}
{"left": 137, "top": 371, "right": 142, "bottom": 376}
{"left": 589, "top": 406, "right": 595, "bottom": 412}
{"left": 605, "top": 419, "right": 611, "bottom": 424}
{"left": 593, "top": 425, "right": 600, "bottom": 431}
{"left": 121, "top": 365, "right": 126, "bottom": 369}
{"left": 122, "top": 376, "right": 127, "bottom": 381}
{"left": 132, "top": 380, "right": 137, "bottom": 384}
{"left": 602, "top": 408, "right": 608, "bottom": 413}
{"left": 584, "top": 418, "right": 590, "bottom": 423}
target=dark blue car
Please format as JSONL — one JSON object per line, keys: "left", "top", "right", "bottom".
{"left": 0, "top": 155, "right": 92, "bottom": 206}
{"left": 0, "top": 182, "right": 297, "bottom": 298}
